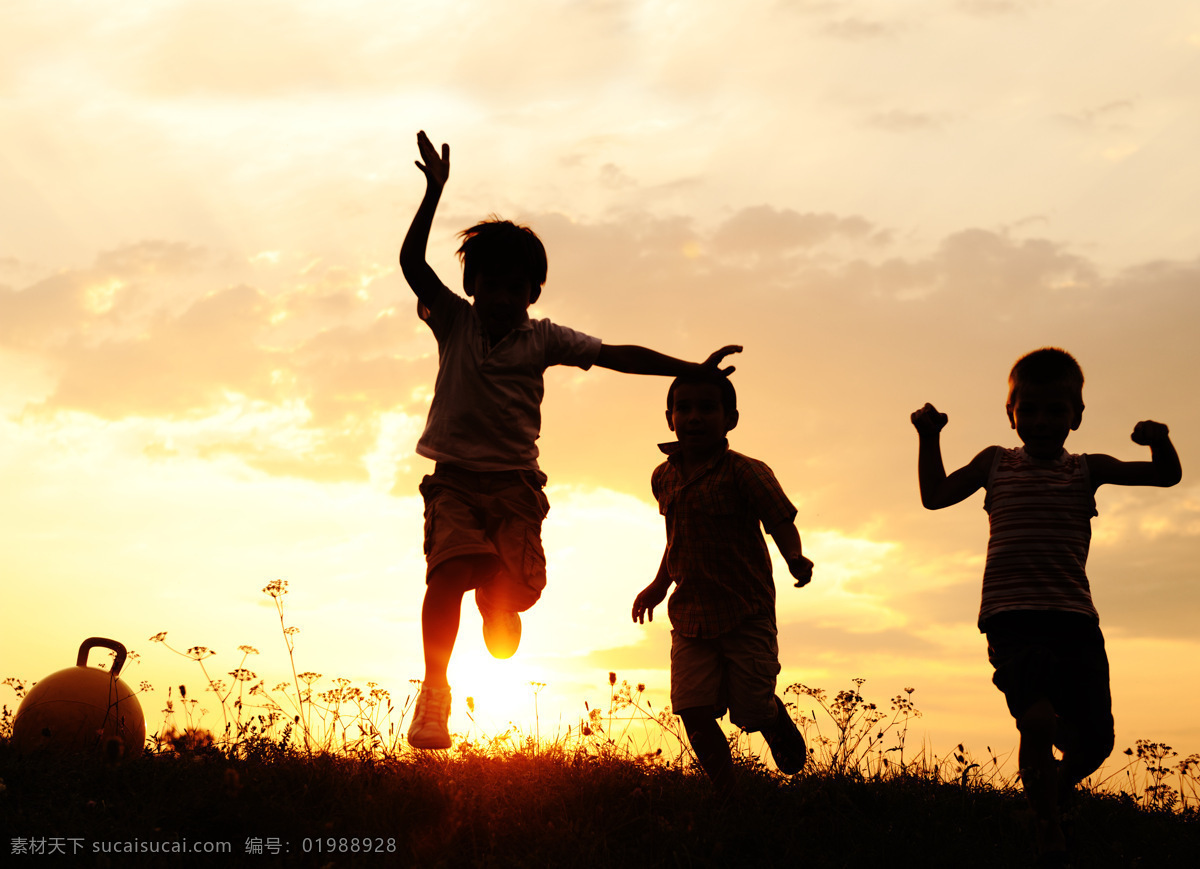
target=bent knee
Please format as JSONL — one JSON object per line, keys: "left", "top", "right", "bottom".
{"left": 429, "top": 554, "right": 499, "bottom": 593}
{"left": 677, "top": 706, "right": 720, "bottom": 730}
{"left": 1067, "top": 730, "right": 1115, "bottom": 781}
{"left": 1016, "top": 699, "right": 1057, "bottom": 737}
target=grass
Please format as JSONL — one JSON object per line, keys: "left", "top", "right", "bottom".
{"left": 1, "top": 582, "right": 1197, "bottom": 867}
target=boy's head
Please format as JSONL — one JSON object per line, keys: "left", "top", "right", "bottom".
{"left": 457, "top": 218, "right": 547, "bottom": 304}
{"left": 1006, "top": 347, "right": 1085, "bottom": 458}
{"left": 665, "top": 372, "right": 738, "bottom": 451}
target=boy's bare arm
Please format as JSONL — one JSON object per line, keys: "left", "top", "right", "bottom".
{"left": 911, "top": 403, "right": 994, "bottom": 509}
{"left": 632, "top": 549, "right": 673, "bottom": 624}
{"left": 399, "top": 130, "right": 452, "bottom": 308}
{"left": 1087, "top": 421, "right": 1182, "bottom": 488}
{"left": 595, "top": 344, "right": 742, "bottom": 377}
{"left": 767, "top": 521, "right": 814, "bottom": 588}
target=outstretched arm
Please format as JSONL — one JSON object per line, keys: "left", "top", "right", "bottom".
{"left": 632, "top": 549, "right": 673, "bottom": 624}
{"left": 767, "top": 520, "right": 814, "bottom": 588}
{"left": 1087, "top": 421, "right": 1182, "bottom": 488}
{"left": 595, "top": 343, "right": 742, "bottom": 377}
{"left": 399, "top": 130, "right": 452, "bottom": 308}
{"left": 911, "top": 403, "right": 994, "bottom": 509}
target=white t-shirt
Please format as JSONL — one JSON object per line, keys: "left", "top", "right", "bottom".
{"left": 415, "top": 284, "right": 602, "bottom": 472}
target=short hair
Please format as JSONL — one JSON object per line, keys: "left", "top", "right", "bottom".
{"left": 457, "top": 218, "right": 547, "bottom": 303}
{"left": 1007, "top": 347, "right": 1084, "bottom": 411}
{"left": 666, "top": 371, "right": 737, "bottom": 414}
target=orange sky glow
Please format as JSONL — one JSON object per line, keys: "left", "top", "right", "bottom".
{"left": 2, "top": 1, "right": 1199, "bottom": 774}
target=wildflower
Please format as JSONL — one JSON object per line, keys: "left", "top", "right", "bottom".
{"left": 263, "top": 579, "right": 288, "bottom": 598}
{"left": 148, "top": 632, "right": 168, "bottom": 643}
{"left": 609, "top": 672, "right": 617, "bottom": 686}
{"left": 229, "top": 669, "right": 257, "bottom": 682}
{"left": 186, "top": 646, "right": 215, "bottom": 661}
{"left": 298, "top": 672, "right": 321, "bottom": 685}
{"left": 238, "top": 645, "right": 259, "bottom": 655}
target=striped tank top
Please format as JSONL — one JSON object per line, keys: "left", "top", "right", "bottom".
{"left": 979, "top": 446, "right": 1099, "bottom": 629}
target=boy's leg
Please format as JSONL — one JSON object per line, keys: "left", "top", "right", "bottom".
{"left": 1016, "top": 699, "right": 1067, "bottom": 854}
{"left": 758, "top": 696, "right": 807, "bottom": 775}
{"left": 679, "top": 707, "right": 735, "bottom": 797}
{"left": 421, "top": 555, "right": 497, "bottom": 688}
{"left": 475, "top": 470, "right": 550, "bottom": 659}
{"left": 409, "top": 554, "right": 495, "bottom": 750}
{"left": 1056, "top": 626, "right": 1115, "bottom": 790}
{"left": 670, "top": 631, "right": 734, "bottom": 795}
{"left": 987, "top": 621, "right": 1067, "bottom": 857}
{"left": 723, "top": 617, "right": 805, "bottom": 774}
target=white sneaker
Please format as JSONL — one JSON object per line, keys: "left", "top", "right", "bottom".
{"left": 408, "top": 685, "right": 452, "bottom": 749}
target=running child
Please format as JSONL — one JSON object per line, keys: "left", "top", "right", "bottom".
{"left": 633, "top": 371, "right": 813, "bottom": 796}
{"left": 911, "top": 347, "right": 1181, "bottom": 861}
{"left": 399, "top": 131, "right": 740, "bottom": 749}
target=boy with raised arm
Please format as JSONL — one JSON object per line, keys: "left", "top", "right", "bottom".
{"left": 911, "top": 347, "right": 1181, "bottom": 862}
{"left": 633, "top": 371, "right": 813, "bottom": 796}
{"left": 399, "top": 131, "right": 741, "bottom": 750}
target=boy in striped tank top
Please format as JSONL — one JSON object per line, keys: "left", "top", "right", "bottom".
{"left": 911, "top": 347, "right": 1181, "bottom": 862}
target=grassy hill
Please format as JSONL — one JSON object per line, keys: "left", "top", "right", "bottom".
{"left": 2, "top": 739, "right": 1196, "bottom": 868}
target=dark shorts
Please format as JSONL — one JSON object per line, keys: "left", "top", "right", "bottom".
{"left": 419, "top": 464, "right": 550, "bottom": 613}
{"left": 985, "top": 610, "right": 1114, "bottom": 774}
{"left": 670, "top": 615, "right": 780, "bottom": 731}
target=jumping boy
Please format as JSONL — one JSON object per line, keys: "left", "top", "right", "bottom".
{"left": 632, "top": 371, "right": 813, "bottom": 795}
{"left": 911, "top": 347, "right": 1181, "bottom": 861}
{"left": 399, "top": 131, "right": 741, "bottom": 750}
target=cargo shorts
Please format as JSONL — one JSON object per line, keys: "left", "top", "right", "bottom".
{"left": 669, "top": 615, "right": 781, "bottom": 731}
{"left": 419, "top": 463, "right": 550, "bottom": 613}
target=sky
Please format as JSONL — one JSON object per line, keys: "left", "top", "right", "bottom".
{"left": 2, "top": 0, "right": 1198, "bottom": 774}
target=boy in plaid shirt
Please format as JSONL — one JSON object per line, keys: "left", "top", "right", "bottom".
{"left": 633, "top": 372, "right": 813, "bottom": 794}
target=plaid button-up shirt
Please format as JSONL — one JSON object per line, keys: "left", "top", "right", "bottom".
{"left": 655, "top": 441, "right": 797, "bottom": 638}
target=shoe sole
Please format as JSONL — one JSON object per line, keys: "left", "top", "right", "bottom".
{"left": 408, "top": 733, "right": 451, "bottom": 750}
{"left": 481, "top": 610, "right": 521, "bottom": 659}
{"left": 768, "top": 695, "right": 807, "bottom": 774}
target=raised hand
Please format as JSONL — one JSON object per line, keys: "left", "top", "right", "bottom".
{"left": 911, "top": 402, "right": 949, "bottom": 436}
{"left": 1131, "top": 420, "right": 1170, "bottom": 446}
{"left": 415, "top": 130, "right": 450, "bottom": 189}
{"left": 702, "top": 345, "right": 743, "bottom": 376}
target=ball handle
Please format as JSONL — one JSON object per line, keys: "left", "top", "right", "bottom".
{"left": 76, "top": 637, "right": 129, "bottom": 677}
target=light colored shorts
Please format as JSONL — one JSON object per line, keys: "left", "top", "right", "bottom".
{"left": 669, "top": 614, "right": 780, "bottom": 731}
{"left": 419, "top": 464, "right": 550, "bottom": 613}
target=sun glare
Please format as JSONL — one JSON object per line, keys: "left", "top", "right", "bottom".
{"left": 445, "top": 644, "right": 554, "bottom": 739}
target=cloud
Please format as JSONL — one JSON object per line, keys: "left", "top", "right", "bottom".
{"left": 5, "top": 209, "right": 1198, "bottom": 520}
{"left": 710, "top": 205, "right": 888, "bottom": 257}
{"left": 579, "top": 631, "right": 672, "bottom": 672}
{"left": 1056, "top": 100, "right": 1138, "bottom": 132}
{"left": 955, "top": 0, "right": 1049, "bottom": 17}
{"left": 867, "top": 110, "right": 952, "bottom": 133}
{"left": 3, "top": 241, "right": 432, "bottom": 483}
{"left": 822, "top": 17, "right": 905, "bottom": 40}
{"left": 0, "top": 241, "right": 208, "bottom": 350}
